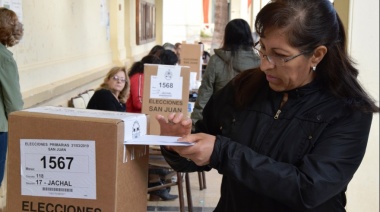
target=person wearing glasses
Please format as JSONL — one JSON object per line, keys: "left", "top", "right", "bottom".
{"left": 155, "top": 0, "right": 379, "bottom": 211}
{"left": 87, "top": 66, "right": 129, "bottom": 112}
{"left": 190, "top": 18, "right": 261, "bottom": 131}
{"left": 0, "top": 7, "right": 24, "bottom": 189}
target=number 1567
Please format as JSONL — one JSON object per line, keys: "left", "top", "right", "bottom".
{"left": 40, "top": 156, "right": 73, "bottom": 170}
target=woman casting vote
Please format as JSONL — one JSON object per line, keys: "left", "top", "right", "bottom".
{"left": 155, "top": 0, "right": 379, "bottom": 211}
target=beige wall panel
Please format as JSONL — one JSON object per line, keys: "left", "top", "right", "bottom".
{"left": 13, "top": 0, "right": 113, "bottom": 92}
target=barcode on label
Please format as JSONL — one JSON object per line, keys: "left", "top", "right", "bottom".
{"left": 42, "top": 187, "right": 73, "bottom": 192}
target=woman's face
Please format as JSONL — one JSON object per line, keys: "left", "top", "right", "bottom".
{"left": 258, "top": 28, "right": 315, "bottom": 92}
{"left": 107, "top": 71, "right": 126, "bottom": 93}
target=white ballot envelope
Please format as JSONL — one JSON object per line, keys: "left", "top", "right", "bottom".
{"left": 125, "top": 135, "right": 194, "bottom": 146}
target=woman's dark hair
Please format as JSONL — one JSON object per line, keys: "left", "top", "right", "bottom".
{"left": 148, "top": 45, "right": 165, "bottom": 57}
{"left": 0, "top": 7, "right": 24, "bottom": 47}
{"left": 128, "top": 55, "right": 161, "bottom": 77}
{"left": 220, "top": 19, "right": 255, "bottom": 77}
{"left": 252, "top": 0, "right": 378, "bottom": 112}
{"left": 232, "top": 68, "right": 266, "bottom": 109}
{"left": 159, "top": 50, "right": 178, "bottom": 65}
{"left": 221, "top": 19, "right": 254, "bottom": 52}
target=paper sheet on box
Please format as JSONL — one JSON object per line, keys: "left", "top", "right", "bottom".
{"left": 125, "top": 135, "right": 193, "bottom": 146}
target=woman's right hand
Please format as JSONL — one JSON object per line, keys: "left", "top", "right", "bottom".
{"left": 171, "top": 133, "right": 215, "bottom": 166}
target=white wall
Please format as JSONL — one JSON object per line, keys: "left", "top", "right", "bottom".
{"left": 345, "top": 0, "right": 379, "bottom": 211}
{"left": 162, "top": 0, "right": 203, "bottom": 44}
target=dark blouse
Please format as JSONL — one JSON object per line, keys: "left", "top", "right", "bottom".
{"left": 87, "top": 89, "right": 126, "bottom": 112}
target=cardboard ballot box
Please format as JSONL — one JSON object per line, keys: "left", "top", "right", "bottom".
{"left": 179, "top": 42, "right": 202, "bottom": 81}
{"left": 6, "top": 106, "right": 149, "bottom": 212}
{"left": 142, "top": 64, "right": 190, "bottom": 135}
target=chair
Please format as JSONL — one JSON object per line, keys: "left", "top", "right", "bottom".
{"left": 198, "top": 171, "right": 206, "bottom": 190}
{"left": 80, "top": 92, "right": 91, "bottom": 107}
{"left": 87, "top": 89, "right": 95, "bottom": 99}
{"left": 71, "top": 96, "right": 86, "bottom": 109}
{"left": 148, "top": 147, "right": 193, "bottom": 212}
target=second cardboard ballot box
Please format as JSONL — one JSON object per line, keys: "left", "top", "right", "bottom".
{"left": 7, "top": 106, "right": 149, "bottom": 212}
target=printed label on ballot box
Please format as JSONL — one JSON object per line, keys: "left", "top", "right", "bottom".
{"left": 20, "top": 139, "right": 96, "bottom": 199}
{"left": 150, "top": 65, "right": 183, "bottom": 99}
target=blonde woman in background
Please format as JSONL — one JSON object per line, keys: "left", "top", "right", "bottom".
{"left": 87, "top": 66, "right": 129, "bottom": 112}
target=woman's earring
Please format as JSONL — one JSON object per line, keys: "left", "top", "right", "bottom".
{"left": 312, "top": 66, "right": 316, "bottom": 71}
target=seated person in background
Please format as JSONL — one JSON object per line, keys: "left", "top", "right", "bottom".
{"left": 126, "top": 55, "right": 161, "bottom": 113}
{"left": 174, "top": 42, "right": 182, "bottom": 64}
{"left": 127, "top": 49, "right": 179, "bottom": 113}
{"left": 148, "top": 45, "right": 165, "bottom": 57}
{"left": 159, "top": 49, "right": 178, "bottom": 65}
{"left": 163, "top": 42, "right": 176, "bottom": 53}
{"left": 126, "top": 52, "right": 178, "bottom": 201}
{"left": 198, "top": 41, "right": 211, "bottom": 64}
{"left": 87, "top": 66, "right": 129, "bottom": 112}
{"left": 151, "top": 49, "right": 179, "bottom": 201}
